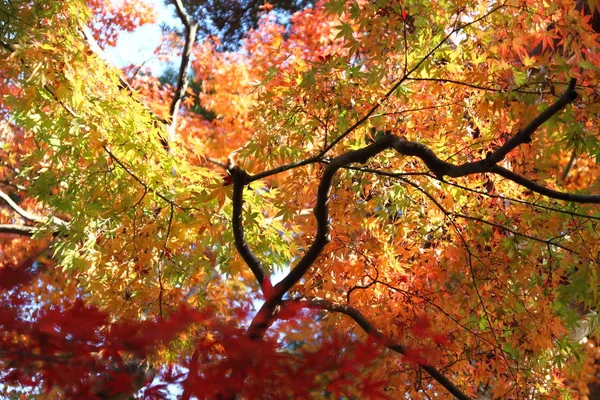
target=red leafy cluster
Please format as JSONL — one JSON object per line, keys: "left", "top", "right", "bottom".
{"left": 0, "top": 262, "right": 207, "bottom": 398}
{"left": 0, "top": 263, "right": 386, "bottom": 398}
{"left": 175, "top": 325, "right": 386, "bottom": 399}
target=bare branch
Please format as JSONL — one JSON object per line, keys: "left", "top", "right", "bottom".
{"left": 0, "top": 188, "right": 66, "bottom": 227}
{"left": 300, "top": 298, "right": 472, "bottom": 400}
{"left": 0, "top": 224, "right": 35, "bottom": 236}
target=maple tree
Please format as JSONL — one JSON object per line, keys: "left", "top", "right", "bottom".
{"left": 2, "top": 0, "right": 600, "bottom": 398}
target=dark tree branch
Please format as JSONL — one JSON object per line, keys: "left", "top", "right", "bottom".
{"left": 297, "top": 298, "right": 472, "bottom": 400}
{"left": 247, "top": 74, "right": 572, "bottom": 186}
{"left": 484, "top": 78, "right": 577, "bottom": 166}
{"left": 349, "top": 167, "right": 600, "bottom": 220}
{"left": 269, "top": 82, "right": 588, "bottom": 303}
{"left": 248, "top": 155, "right": 323, "bottom": 183}
{"left": 230, "top": 166, "right": 268, "bottom": 287}
{"left": 246, "top": 4, "right": 507, "bottom": 184}
{"left": 491, "top": 164, "right": 600, "bottom": 203}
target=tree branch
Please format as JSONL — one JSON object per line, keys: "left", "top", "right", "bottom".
{"left": 248, "top": 155, "right": 323, "bottom": 183}
{"left": 273, "top": 119, "right": 598, "bottom": 306}
{"left": 491, "top": 165, "right": 600, "bottom": 203}
{"left": 484, "top": 78, "right": 577, "bottom": 166}
{"left": 245, "top": 5, "right": 508, "bottom": 184}
{"left": 0, "top": 224, "right": 35, "bottom": 236}
{"left": 167, "top": 0, "right": 199, "bottom": 147}
{"left": 298, "top": 298, "right": 472, "bottom": 400}
{"left": 169, "top": 0, "right": 198, "bottom": 122}
{"left": 230, "top": 166, "right": 268, "bottom": 287}
{"left": 231, "top": 61, "right": 584, "bottom": 400}
{"left": 0, "top": 188, "right": 67, "bottom": 227}
{"left": 0, "top": 189, "right": 42, "bottom": 223}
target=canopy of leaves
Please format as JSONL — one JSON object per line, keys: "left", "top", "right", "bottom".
{"left": 1, "top": 0, "right": 600, "bottom": 399}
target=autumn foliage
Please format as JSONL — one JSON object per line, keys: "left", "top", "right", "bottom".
{"left": 2, "top": 0, "right": 600, "bottom": 398}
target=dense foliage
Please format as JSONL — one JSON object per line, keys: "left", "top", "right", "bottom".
{"left": 1, "top": 0, "right": 600, "bottom": 398}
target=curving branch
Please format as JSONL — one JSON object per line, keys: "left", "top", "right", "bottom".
{"left": 491, "top": 164, "right": 600, "bottom": 203}
{"left": 268, "top": 78, "right": 587, "bottom": 301}
{"left": 247, "top": 78, "right": 578, "bottom": 185}
{"left": 246, "top": 5, "right": 508, "bottom": 184}
{"left": 295, "top": 297, "right": 472, "bottom": 400}
{"left": 0, "top": 188, "right": 67, "bottom": 228}
{"left": 230, "top": 166, "right": 268, "bottom": 287}
{"left": 484, "top": 78, "right": 577, "bottom": 166}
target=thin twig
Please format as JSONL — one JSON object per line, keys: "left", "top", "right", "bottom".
{"left": 323, "top": 3, "right": 507, "bottom": 153}
{"left": 299, "top": 297, "right": 472, "bottom": 400}
{"left": 103, "top": 146, "right": 183, "bottom": 210}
